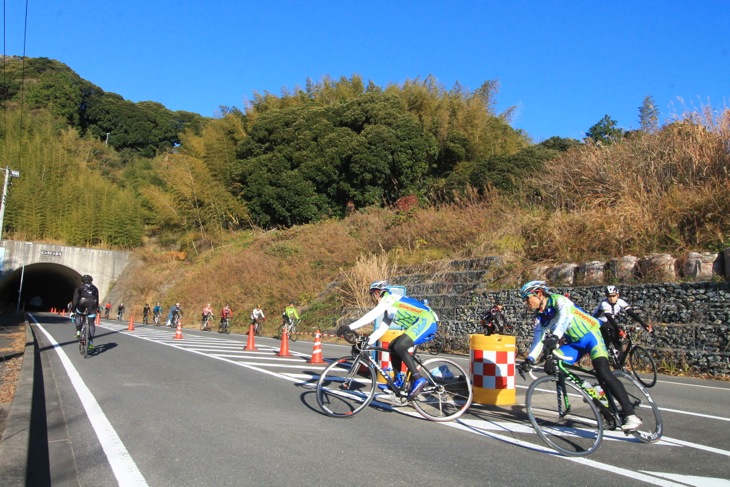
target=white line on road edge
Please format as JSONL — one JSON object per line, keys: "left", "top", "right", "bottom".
{"left": 32, "top": 319, "right": 148, "bottom": 487}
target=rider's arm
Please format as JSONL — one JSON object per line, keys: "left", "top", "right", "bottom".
{"left": 625, "top": 308, "right": 649, "bottom": 329}
{"left": 526, "top": 318, "right": 545, "bottom": 362}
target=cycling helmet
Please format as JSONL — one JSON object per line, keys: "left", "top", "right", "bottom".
{"left": 520, "top": 280, "right": 549, "bottom": 299}
{"left": 369, "top": 280, "right": 389, "bottom": 291}
{"left": 605, "top": 285, "right": 619, "bottom": 296}
{"left": 81, "top": 274, "right": 93, "bottom": 283}
{"left": 176, "top": 302, "right": 180, "bottom": 307}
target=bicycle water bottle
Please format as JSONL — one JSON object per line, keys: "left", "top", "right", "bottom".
{"left": 594, "top": 385, "right": 608, "bottom": 406}
{"left": 582, "top": 380, "right": 596, "bottom": 397}
{"left": 393, "top": 372, "right": 405, "bottom": 388}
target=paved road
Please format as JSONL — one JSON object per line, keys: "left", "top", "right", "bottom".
{"left": 28, "top": 313, "right": 730, "bottom": 487}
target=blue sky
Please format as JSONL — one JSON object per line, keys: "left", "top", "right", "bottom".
{"left": 3, "top": 1, "right": 728, "bottom": 142}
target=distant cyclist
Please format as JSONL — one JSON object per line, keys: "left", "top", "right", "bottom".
{"left": 201, "top": 303, "right": 214, "bottom": 331}
{"left": 251, "top": 305, "right": 265, "bottom": 333}
{"left": 480, "top": 303, "right": 506, "bottom": 335}
{"left": 117, "top": 303, "right": 125, "bottom": 320}
{"left": 282, "top": 301, "right": 299, "bottom": 327}
{"left": 142, "top": 303, "right": 151, "bottom": 324}
{"left": 337, "top": 280, "right": 439, "bottom": 400}
{"left": 168, "top": 303, "right": 183, "bottom": 327}
{"left": 153, "top": 302, "right": 163, "bottom": 324}
{"left": 72, "top": 275, "right": 99, "bottom": 350}
{"left": 593, "top": 285, "right": 652, "bottom": 360}
{"left": 220, "top": 303, "right": 233, "bottom": 327}
{"left": 104, "top": 302, "right": 112, "bottom": 319}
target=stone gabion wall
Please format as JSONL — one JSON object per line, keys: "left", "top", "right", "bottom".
{"left": 435, "top": 281, "right": 730, "bottom": 377}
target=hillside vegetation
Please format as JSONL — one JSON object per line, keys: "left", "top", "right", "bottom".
{"left": 1, "top": 57, "right": 728, "bottom": 330}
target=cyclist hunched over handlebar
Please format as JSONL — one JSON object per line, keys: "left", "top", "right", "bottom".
{"left": 336, "top": 280, "right": 439, "bottom": 401}
{"left": 516, "top": 280, "right": 642, "bottom": 432}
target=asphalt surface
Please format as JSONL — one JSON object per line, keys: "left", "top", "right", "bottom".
{"left": 4, "top": 313, "right": 730, "bottom": 486}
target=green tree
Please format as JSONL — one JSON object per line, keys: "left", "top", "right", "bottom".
{"left": 586, "top": 115, "right": 624, "bottom": 145}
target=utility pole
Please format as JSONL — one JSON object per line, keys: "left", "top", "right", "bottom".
{"left": 0, "top": 166, "right": 21, "bottom": 241}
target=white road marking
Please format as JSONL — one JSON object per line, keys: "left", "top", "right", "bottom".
{"left": 32, "top": 319, "right": 148, "bottom": 486}
{"left": 641, "top": 471, "right": 730, "bottom": 487}
{"left": 96, "top": 322, "right": 730, "bottom": 483}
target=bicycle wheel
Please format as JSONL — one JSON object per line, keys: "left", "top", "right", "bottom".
{"left": 316, "top": 355, "right": 377, "bottom": 418}
{"left": 411, "top": 358, "right": 473, "bottom": 422}
{"left": 78, "top": 323, "right": 86, "bottom": 356}
{"left": 289, "top": 325, "right": 298, "bottom": 342}
{"left": 224, "top": 320, "right": 231, "bottom": 334}
{"left": 613, "top": 371, "right": 662, "bottom": 443}
{"left": 80, "top": 318, "right": 91, "bottom": 358}
{"left": 525, "top": 375, "right": 603, "bottom": 456}
{"left": 627, "top": 346, "right": 657, "bottom": 388}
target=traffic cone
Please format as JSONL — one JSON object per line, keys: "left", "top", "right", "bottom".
{"left": 95, "top": 314, "right": 100, "bottom": 325}
{"left": 277, "top": 326, "right": 292, "bottom": 357}
{"left": 244, "top": 324, "right": 258, "bottom": 350}
{"left": 127, "top": 315, "right": 135, "bottom": 331}
{"left": 307, "top": 329, "right": 325, "bottom": 365}
{"left": 174, "top": 320, "right": 184, "bottom": 340}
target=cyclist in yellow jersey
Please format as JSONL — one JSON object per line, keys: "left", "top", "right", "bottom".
{"left": 337, "top": 280, "right": 439, "bottom": 400}
{"left": 516, "top": 280, "right": 642, "bottom": 432}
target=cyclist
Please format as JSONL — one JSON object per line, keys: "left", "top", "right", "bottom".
{"left": 153, "top": 302, "right": 163, "bottom": 324}
{"left": 72, "top": 275, "right": 99, "bottom": 350}
{"left": 281, "top": 301, "right": 299, "bottom": 332}
{"left": 251, "top": 305, "right": 265, "bottom": 332}
{"left": 142, "top": 303, "right": 151, "bottom": 324}
{"left": 479, "top": 303, "right": 506, "bottom": 335}
{"left": 593, "top": 285, "right": 652, "bottom": 361}
{"left": 336, "top": 280, "right": 439, "bottom": 400}
{"left": 117, "top": 302, "right": 125, "bottom": 320}
{"left": 516, "top": 280, "right": 642, "bottom": 432}
{"left": 104, "top": 301, "right": 112, "bottom": 319}
{"left": 201, "top": 303, "right": 214, "bottom": 330}
{"left": 220, "top": 303, "right": 233, "bottom": 328}
{"left": 168, "top": 303, "right": 183, "bottom": 327}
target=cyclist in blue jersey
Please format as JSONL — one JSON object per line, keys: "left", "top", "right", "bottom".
{"left": 517, "top": 280, "right": 641, "bottom": 432}
{"left": 336, "top": 280, "right": 438, "bottom": 400}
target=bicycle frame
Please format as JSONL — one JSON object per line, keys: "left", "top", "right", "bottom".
{"left": 552, "top": 357, "right": 624, "bottom": 430}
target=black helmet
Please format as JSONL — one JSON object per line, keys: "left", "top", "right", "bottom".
{"left": 82, "top": 275, "right": 93, "bottom": 283}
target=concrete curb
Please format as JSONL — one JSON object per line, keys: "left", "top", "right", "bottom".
{"left": 0, "top": 322, "right": 34, "bottom": 485}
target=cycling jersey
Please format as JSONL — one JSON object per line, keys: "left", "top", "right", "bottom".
{"left": 284, "top": 305, "right": 300, "bottom": 321}
{"left": 527, "top": 293, "right": 607, "bottom": 363}
{"left": 251, "top": 308, "right": 265, "bottom": 321}
{"left": 348, "top": 291, "right": 438, "bottom": 345}
{"left": 593, "top": 298, "right": 632, "bottom": 324}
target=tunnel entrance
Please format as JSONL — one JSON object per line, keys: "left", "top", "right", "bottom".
{"left": 0, "top": 263, "right": 81, "bottom": 312}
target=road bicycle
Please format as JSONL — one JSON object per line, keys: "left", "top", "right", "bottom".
{"left": 77, "top": 310, "right": 92, "bottom": 358}
{"left": 252, "top": 317, "right": 264, "bottom": 336}
{"left": 316, "top": 332, "right": 473, "bottom": 422}
{"left": 153, "top": 312, "right": 161, "bottom": 326}
{"left": 169, "top": 313, "right": 181, "bottom": 328}
{"left": 219, "top": 317, "right": 231, "bottom": 334}
{"left": 520, "top": 345, "right": 662, "bottom": 456}
{"left": 200, "top": 314, "right": 212, "bottom": 331}
{"left": 609, "top": 324, "right": 657, "bottom": 388}
{"left": 278, "top": 316, "right": 298, "bottom": 342}
{"left": 143, "top": 312, "right": 150, "bottom": 325}
{"left": 104, "top": 307, "right": 111, "bottom": 319}
{"left": 117, "top": 310, "right": 124, "bottom": 321}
